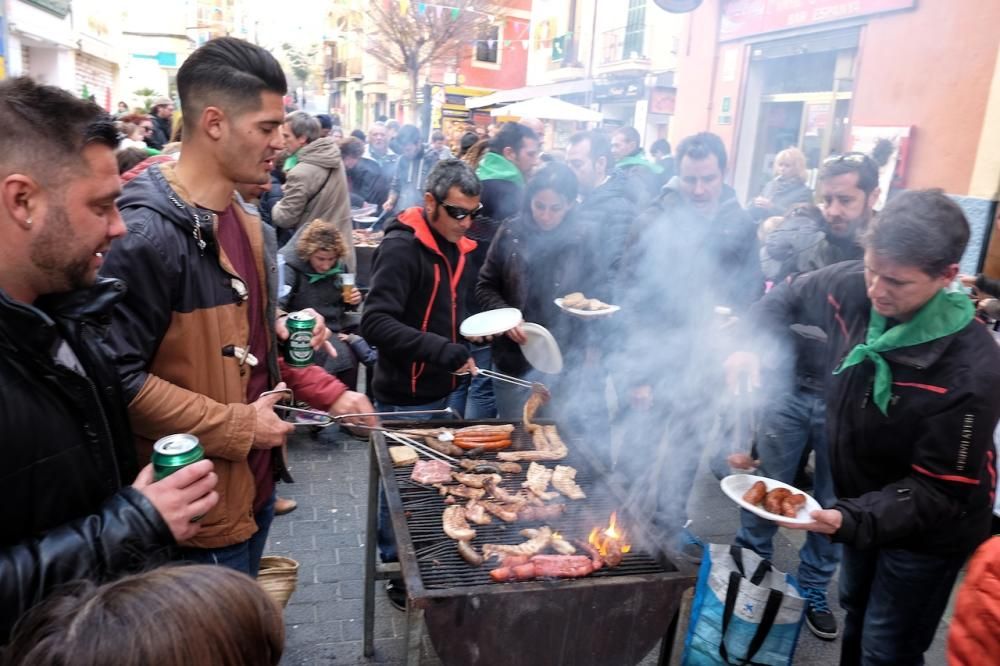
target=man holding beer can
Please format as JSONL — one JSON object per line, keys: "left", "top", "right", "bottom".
{"left": 101, "top": 38, "right": 375, "bottom": 577}
{"left": 0, "top": 77, "right": 219, "bottom": 643}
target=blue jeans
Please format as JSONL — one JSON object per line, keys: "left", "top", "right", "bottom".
{"left": 838, "top": 545, "right": 965, "bottom": 666}
{"left": 734, "top": 388, "right": 841, "bottom": 590}
{"left": 179, "top": 489, "right": 276, "bottom": 577}
{"left": 447, "top": 344, "right": 496, "bottom": 419}
{"left": 374, "top": 397, "right": 456, "bottom": 563}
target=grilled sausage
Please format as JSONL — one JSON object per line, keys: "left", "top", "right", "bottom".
{"left": 763, "top": 488, "right": 791, "bottom": 515}
{"left": 742, "top": 480, "right": 767, "bottom": 505}
{"left": 781, "top": 493, "right": 807, "bottom": 518}
{"left": 457, "top": 540, "right": 483, "bottom": 566}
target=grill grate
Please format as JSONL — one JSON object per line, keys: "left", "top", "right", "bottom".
{"left": 389, "top": 422, "right": 675, "bottom": 591}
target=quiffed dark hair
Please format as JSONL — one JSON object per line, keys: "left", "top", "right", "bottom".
{"left": 569, "top": 130, "right": 613, "bottom": 173}
{"left": 819, "top": 152, "right": 880, "bottom": 196}
{"left": 425, "top": 158, "right": 481, "bottom": 201}
{"left": 178, "top": 37, "right": 287, "bottom": 131}
{"left": 458, "top": 132, "right": 479, "bottom": 158}
{"left": 5, "top": 565, "right": 284, "bottom": 666}
{"left": 523, "top": 162, "right": 579, "bottom": 219}
{"left": 350, "top": 128, "right": 366, "bottom": 142}
{"left": 489, "top": 122, "right": 538, "bottom": 156}
{"left": 0, "top": 77, "right": 118, "bottom": 183}
{"left": 862, "top": 189, "right": 969, "bottom": 276}
{"left": 676, "top": 132, "right": 728, "bottom": 174}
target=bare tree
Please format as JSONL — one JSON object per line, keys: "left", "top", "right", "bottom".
{"left": 365, "top": 0, "right": 509, "bottom": 125}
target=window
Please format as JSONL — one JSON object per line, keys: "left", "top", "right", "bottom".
{"left": 475, "top": 25, "right": 500, "bottom": 65}
{"left": 624, "top": 0, "right": 646, "bottom": 58}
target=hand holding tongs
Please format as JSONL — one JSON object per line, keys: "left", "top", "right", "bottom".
{"left": 453, "top": 368, "right": 549, "bottom": 395}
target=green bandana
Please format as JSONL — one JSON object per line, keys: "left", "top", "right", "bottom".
{"left": 306, "top": 265, "right": 342, "bottom": 284}
{"left": 283, "top": 153, "right": 299, "bottom": 172}
{"left": 834, "top": 289, "right": 973, "bottom": 415}
{"left": 475, "top": 152, "right": 524, "bottom": 184}
{"left": 616, "top": 154, "right": 664, "bottom": 174}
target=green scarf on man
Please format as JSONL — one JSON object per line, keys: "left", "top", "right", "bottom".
{"left": 834, "top": 289, "right": 974, "bottom": 415}
{"left": 616, "top": 153, "right": 663, "bottom": 174}
{"left": 476, "top": 152, "right": 523, "bottom": 184}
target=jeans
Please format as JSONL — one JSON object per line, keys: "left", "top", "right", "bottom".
{"left": 179, "top": 489, "right": 276, "bottom": 577}
{"left": 838, "top": 545, "right": 966, "bottom": 666}
{"left": 734, "top": 388, "right": 840, "bottom": 589}
{"left": 374, "top": 397, "right": 455, "bottom": 563}
{"left": 447, "top": 344, "right": 496, "bottom": 419}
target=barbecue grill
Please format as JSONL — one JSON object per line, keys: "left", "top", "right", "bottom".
{"left": 363, "top": 420, "right": 698, "bottom": 665}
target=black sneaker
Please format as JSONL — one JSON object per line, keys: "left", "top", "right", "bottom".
{"left": 384, "top": 579, "right": 407, "bottom": 611}
{"left": 801, "top": 586, "right": 838, "bottom": 640}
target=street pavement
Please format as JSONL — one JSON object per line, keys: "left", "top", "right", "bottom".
{"left": 267, "top": 425, "right": 954, "bottom": 666}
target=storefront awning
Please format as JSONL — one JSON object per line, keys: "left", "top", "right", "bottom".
{"left": 466, "top": 79, "right": 593, "bottom": 110}
{"left": 491, "top": 96, "right": 602, "bottom": 122}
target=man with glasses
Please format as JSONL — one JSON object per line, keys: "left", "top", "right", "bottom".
{"left": 361, "top": 159, "right": 480, "bottom": 609}
{"left": 737, "top": 151, "right": 881, "bottom": 640}
{"left": 726, "top": 189, "right": 1000, "bottom": 665}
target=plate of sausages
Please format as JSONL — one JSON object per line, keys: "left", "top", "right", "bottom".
{"left": 720, "top": 474, "right": 823, "bottom": 524}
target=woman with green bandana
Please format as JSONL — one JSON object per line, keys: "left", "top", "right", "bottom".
{"left": 724, "top": 189, "right": 1000, "bottom": 666}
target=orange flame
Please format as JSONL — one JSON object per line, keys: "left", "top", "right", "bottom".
{"left": 587, "top": 512, "right": 632, "bottom": 562}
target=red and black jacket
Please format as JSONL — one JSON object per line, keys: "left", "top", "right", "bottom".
{"left": 751, "top": 261, "right": 1000, "bottom": 556}
{"left": 361, "top": 207, "right": 477, "bottom": 405}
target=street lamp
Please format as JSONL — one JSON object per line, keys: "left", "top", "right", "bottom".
{"left": 653, "top": 0, "right": 703, "bottom": 12}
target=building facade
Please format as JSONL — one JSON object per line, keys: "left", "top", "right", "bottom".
{"left": 672, "top": 0, "right": 1000, "bottom": 271}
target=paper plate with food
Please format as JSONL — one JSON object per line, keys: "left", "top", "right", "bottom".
{"left": 554, "top": 292, "right": 620, "bottom": 317}
{"left": 720, "top": 474, "right": 822, "bottom": 525}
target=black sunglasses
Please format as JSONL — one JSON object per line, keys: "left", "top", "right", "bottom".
{"left": 823, "top": 152, "right": 875, "bottom": 168}
{"left": 436, "top": 199, "right": 483, "bottom": 220}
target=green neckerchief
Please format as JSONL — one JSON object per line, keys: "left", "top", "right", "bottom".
{"left": 616, "top": 153, "right": 664, "bottom": 174}
{"left": 283, "top": 153, "right": 299, "bottom": 172}
{"left": 475, "top": 151, "right": 524, "bottom": 184}
{"left": 306, "top": 265, "right": 343, "bottom": 284}
{"left": 834, "top": 289, "right": 973, "bottom": 415}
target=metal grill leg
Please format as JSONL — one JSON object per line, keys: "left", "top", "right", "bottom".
{"left": 405, "top": 606, "right": 425, "bottom": 665}
{"left": 363, "top": 442, "right": 379, "bottom": 658}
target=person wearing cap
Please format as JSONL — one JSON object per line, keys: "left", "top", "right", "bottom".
{"left": 147, "top": 96, "right": 174, "bottom": 151}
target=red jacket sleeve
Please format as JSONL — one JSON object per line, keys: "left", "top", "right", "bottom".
{"left": 278, "top": 358, "right": 347, "bottom": 411}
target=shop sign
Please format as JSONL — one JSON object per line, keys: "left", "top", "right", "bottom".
{"left": 720, "top": 0, "right": 916, "bottom": 42}
{"left": 551, "top": 34, "right": 566, "bottom": 61}
{"left": 24, "top": 0, "right": 70, "bottom": 18}
{"left": 649, "top": 87, "right": 676, "bottom": 115}
{"left": 594, "top": 79, "right": 645, "bottom": 102}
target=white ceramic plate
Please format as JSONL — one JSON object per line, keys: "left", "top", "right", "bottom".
{"left": 720, "top": 474, "right": 823, "bottom": 525}
{"left": 460, "top": 308, "right": 523, "bottom": 338}
{"left": 354, "top": 216, "right": 381, "bottom": 227}
{"left": 554, "top": 297, "right": 621, "bottom": 317}
{"left": 520, "top": 322, "right": 563, "bottom": 374}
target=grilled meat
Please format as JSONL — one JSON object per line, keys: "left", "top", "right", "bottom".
{"left": 457, "top": 540, "right": 484, "bottom": 566}
{"left": 480, "top": 500, "right": 519, "bottom": 523}
{"left": 522, "top": 462, "right": 554, "bottom": 496}
{"left": 458, "top": 459, "right": 522, "bottom": 474}
{"left": 781, "top": 493, "right": 807, "bottom": 518}
{"left": 489, "top": 554, "right": 600, "bottom": 582}
{"left": 424, "top": 436, "right": 463, "bottom": 457}
{"left": 742, "top": 480, "right": 767, "bottom": 505}
{"left": 482, "top": 526, "right": 553, "bottom": 560}
{"left": 551, "top": 465, "right": 585, "bottom": 500}
{"left": 463, "top": 499, "right": 492, "bottom": 525}
{"left": 436, "top": 484, "right": 486, "bottom": 500}
{"left": 411, "top": 459, "right": 452, "bottom": 484}
{"left": 763, "top": 488, "right": 791, "bottom": 515}
{"left": 442, "top": 505, "right": 476, "bottom": 541}
{"left": 522, "top": 388, "right": 549, "bottom": 433}
{"left": 451, "top": 472, "right": 502, "bottom": 489}
{"left": 517, "top": 504, "right": 566, "bottom": 521}
{"left": 483, "top": 478, "right": 528, "bottom": 507}
{"left": 497, "top": 426, "right": 567, "bottom": 462}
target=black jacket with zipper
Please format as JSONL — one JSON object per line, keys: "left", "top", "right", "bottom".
{"left": 751, "top": 261, "right": 1000, "bottom": 555}
{"left": 361, "top": 208, "right": 475, "bottom": 405}
{"left": 0, "top": 280, "right": 173, "bottom": 643}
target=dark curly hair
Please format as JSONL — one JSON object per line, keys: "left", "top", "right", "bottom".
{"left": 296, "top": 219, "right": 347, "bottom": 262}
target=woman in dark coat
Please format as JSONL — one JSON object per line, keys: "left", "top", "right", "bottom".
{"left": 475, "top": 163, "right": 601, "bottom": 424}
{"left": 749, "top": 147, "right": 814, "bottom": 222}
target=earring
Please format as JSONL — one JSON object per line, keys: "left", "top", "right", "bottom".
{"left": 25, "top": 218, "right": 32, "bottom": 226}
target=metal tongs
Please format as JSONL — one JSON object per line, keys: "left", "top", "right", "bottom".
{"left": 453, "top": 368, "right": 549, "bottom": 395}
{"left": 262, "top": 387, "right": 456, "bottom": 428}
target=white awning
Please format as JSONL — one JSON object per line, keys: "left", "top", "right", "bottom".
{"left": 490, "top": 96, "right": 602, "bottom": 122}
{"left": 466, "top": 79, "right": 593, "bottom": 109}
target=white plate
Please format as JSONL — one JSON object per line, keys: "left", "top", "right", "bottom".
{"left": 554, "top": 297, "right": 621, "bottom": 317}
{"left": 460, "top": 308, "right": 523, "bottom": 338}
{"left": 353, "top": 216, "right": 381, "bottom": 227}
{"left": 720, "top": 474, "right": 823, "bottom": 525}
{"left": 520, "top": 322, "right": 563, "bottom": 374}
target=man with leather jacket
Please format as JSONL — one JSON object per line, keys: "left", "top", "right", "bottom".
{"left": 0, "top": 77, "right": 220, "bottom": 643}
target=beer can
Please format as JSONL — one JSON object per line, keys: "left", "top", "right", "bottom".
{"left": 152, "top": 434, "right": 205, "bottom": 481}
{"left": 285, "top": 310, "right": 316, "bottom": 367}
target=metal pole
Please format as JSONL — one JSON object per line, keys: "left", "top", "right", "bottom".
{"left": 362, "top": 436, "right": 379, "bottom": 657}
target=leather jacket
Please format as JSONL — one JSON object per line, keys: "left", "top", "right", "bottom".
{"left": 0, "top": 280, "right": 173, "bottom": 643}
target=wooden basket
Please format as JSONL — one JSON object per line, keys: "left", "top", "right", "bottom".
{"left": 257, "top": 555, "right": 299, "bottom": 608}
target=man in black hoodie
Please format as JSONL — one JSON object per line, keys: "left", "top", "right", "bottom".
{"left": 361, "top": 159, "right": 480, "bottom": 609}
{"left": 566, "top": 130, "right": 638, "bottom": 286}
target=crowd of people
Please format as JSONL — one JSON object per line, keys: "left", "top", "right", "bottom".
{"left": 1, "top": 33, "right": 999, "bottom": 666}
